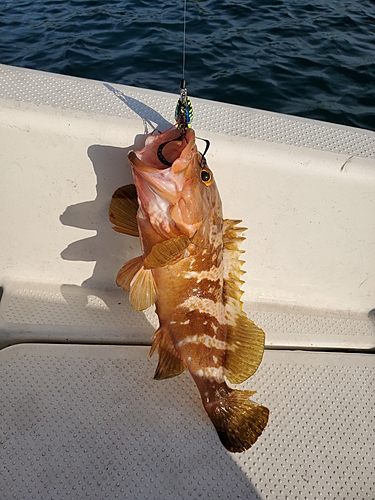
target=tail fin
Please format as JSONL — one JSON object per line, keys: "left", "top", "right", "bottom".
{"left": 206, "top": 389, "right": 269, "bottom": 453}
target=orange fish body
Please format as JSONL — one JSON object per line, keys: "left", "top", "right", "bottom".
{"left": 109, "top": 126, "right": 269, "bottom": 452}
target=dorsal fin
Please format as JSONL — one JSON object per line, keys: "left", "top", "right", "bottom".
{"left": 143, "top": 235, "right": 191, "bottom": 269}
{"left": 109, "top": 184, "right": 139, "bottom": 236}
{"left": 222, "top": 219, "right": 265, "bottom": 384}
{"left": 150, "top": 327, "right": 187, "bottom": 379}
{"left": 224, "top": 310, "right": 266, "bottom": 384}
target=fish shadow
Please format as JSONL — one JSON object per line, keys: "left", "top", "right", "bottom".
{"left": 59, "top": 137, "right": 157, "bottom": 338}
{"left": 59, "top": 87, "right": 173, "bottom": 336}
{"left": 60, "top": 138, "right": 143, "bottom": 288}
{"left": 60, "top": 86, "right": 172, "bottom": 291}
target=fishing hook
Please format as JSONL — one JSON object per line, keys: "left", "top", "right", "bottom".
{"left": 157, "top": 133, "right": 186, "bottom": 167}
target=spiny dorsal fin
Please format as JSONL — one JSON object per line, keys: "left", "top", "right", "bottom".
{"left": 129, "top": 267, "right": 158, "bottom": 311}
{"left": 150, "top": 327, "right": 186, "bottom": 379}
{"left": 223, "top": 219, "right": 265, "bottom": 384}
{"left": 143, "top": 235, "right": 191, "bottom": 269}
{"left": 223, "top": 219, "right": 246, "bottom": 238}
{"left": 116, "top": 255, "right": 144, "bottom": 291}
{"left": 224, "top": 237, "right": 246, "bottom": 251}
{"left": 109, "top": 184, "right": 139, "bottom": 236}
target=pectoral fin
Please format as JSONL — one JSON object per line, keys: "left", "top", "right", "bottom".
{"left": 109, "top": 184, "right": 139, "bottom": 237}
{"left": 129, "top": 267, "right": 158, "bottom": 311}
{"left": 116, "top": 254, "right": 157, "bottom": 311}
{"left": 150, "top": 327, "right": 187, "bottom": 379}
{"left": 116, "top": 255, "right": 144, "bottom": 291}
{"left": 143, "top": 235, "right": 191, "bottom": 269}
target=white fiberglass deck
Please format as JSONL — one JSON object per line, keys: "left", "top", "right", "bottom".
{"left": 0, "top": 64, "right": 374, "bottom": 499}
{"left": 1, "top": 344, "right": 374, "bottom": 500}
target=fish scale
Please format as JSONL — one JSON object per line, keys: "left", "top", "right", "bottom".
{"left": 109, "top": 124, "right": 269, "bottom": 452}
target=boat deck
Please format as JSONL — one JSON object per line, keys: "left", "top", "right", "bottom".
{"left": 0, "top": 64, "right": 374, "bottom": 499}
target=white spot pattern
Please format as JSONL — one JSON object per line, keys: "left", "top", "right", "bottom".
{"left": 196, "top": 366, "right": 224, "bottom": 381}
{"left": 183, "top": 265, "right": 221, "bottom": 283}
{"left": 177, "top": 333, "right": 227, "bottom": 350}
{"left": 178, "top": 296, "right": 225, "bottom": 324}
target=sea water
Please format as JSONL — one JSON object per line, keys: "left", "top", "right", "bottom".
{"left": 1, "top": 0, "right": 374, "bottom": 131}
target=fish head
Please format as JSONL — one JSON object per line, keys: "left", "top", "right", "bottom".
{"left": 128, "top": 127, "right": 222, "bottom": 242}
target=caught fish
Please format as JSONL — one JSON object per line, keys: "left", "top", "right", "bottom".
{"left": 109, "top": 123, "right": 269, "bottom": 453}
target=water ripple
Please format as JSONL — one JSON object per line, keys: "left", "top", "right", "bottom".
{"left": 0, "top": 0, "right": 374, "bottom": 131}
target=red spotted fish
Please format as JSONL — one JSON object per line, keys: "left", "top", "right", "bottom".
{"left": 109, "top": 123, "right": 269, "bottom": 452}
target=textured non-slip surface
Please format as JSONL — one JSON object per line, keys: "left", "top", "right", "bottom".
{"left": 1, "top": 344, "right": 374, "bottom": 499}
{"left": 1, "top": 282, "right": 374, "bottom": 350}
{"left": 247, "top": 304, "right": 375, "bottom": 349}
{"left": 0, "top": 282, "right": 154, "bottom": 348}
{"left": 1, "top": 64, "right": 375, "bottom": 157}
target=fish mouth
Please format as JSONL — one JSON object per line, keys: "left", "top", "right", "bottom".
{"left": 128, "top": 127, "right": 211, "bottom": 238}
{"left": 128, "top": 127, "right": 198, "bottom": 208}
{"left": 128, "top": 127, "right": 196, "bottom": 174}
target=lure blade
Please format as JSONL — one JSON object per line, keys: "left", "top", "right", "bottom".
{"left": 175, "top": 96, "right": 193, "bottom": 129}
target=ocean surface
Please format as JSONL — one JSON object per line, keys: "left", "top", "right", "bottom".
{"left": 1, "top": 0, "right": 374, "bottom": 131}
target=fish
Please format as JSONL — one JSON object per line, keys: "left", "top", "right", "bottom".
{"left": 109, "top": 125, "right": 269, "bottom": 452}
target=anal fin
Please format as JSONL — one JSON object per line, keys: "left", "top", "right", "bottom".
{"left": 109, "top": 184, "right": 139, "bottom": 237}
{"left": 150, "top": 328, "right": 186, "bottom": 380}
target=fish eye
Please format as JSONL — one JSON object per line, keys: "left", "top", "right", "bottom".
{"left": 201, "top": 168, "right": 213, "bottom": 186}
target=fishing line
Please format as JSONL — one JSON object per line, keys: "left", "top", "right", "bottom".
{"left": 182, "top": 0, "right": 187, "bottom": 81}
{"left": 175, "top": 0, "right": 193, "bottom": 131}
